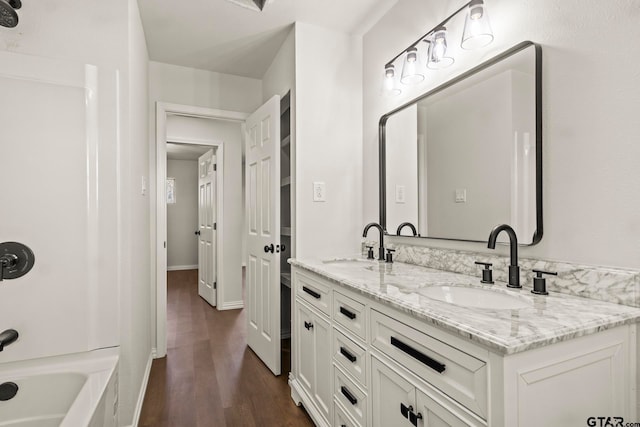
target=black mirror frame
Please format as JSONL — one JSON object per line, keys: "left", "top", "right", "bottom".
{"left": 379, "top": 40, "right": 543, "bottom": 245}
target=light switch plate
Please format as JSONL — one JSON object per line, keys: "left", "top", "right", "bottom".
{"left": 455, "top": 188, "right": 466, "bottom": 203}
{"left": 313, "top": 182, "right": 326, "bottom": 202}
{"left": 395, "top": 185, "right": 406, "bottom": 203}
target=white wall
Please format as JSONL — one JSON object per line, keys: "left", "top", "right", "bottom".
{"left": 149, "top": 63, "right": 262, "bottom": 349}
{"left": 363, "top": 0, "right": 640, "bottom": 270}
{"left": 295, "top": 22, "right": 363, "bottom": 258}
{"left": 167, "top": 160, "right": 199, "bottom": 269}
{"left": 118, "top": 2, "right": 152, "bottom": 424}
{"left": 165, "top": 115, "right": 245, "bottom": 307}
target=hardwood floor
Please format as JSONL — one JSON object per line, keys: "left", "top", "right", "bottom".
{"left": 139, "top": 269, "right": 314, "bottom": 427}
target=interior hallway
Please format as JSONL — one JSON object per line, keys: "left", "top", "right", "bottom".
{"left": 139, "top": 270, "right": 313, "bottom": 426}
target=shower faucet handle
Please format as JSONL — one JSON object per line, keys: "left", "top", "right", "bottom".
{"left": 0, "top": 242, "right": 35, "bottom": 282}
{"left": 0, "top": 254, "right": 18, "bottom": 281}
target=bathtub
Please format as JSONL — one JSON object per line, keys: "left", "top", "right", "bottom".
{"left": 0, "top": 347, "right": 119, "bottom": 427}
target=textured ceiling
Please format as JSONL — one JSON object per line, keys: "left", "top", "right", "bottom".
{"left": 138, "top": 0, "right": 398, "bottom": 79}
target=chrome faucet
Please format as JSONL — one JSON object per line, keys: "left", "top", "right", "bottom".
{"left": 396, "top": 222, "right": 418, "bottom": 237}
{"left": 487, "top": 224, "right": 521, "bottom": 288}
{"left": 0, "top": 329, "right": 18, "bottom": 352}
{"left": 363, "top": 222, "right": 385, "bottom": 261}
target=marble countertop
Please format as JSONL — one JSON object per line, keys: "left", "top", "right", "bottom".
{"left": 289, "top": 256, "right": 640, "bottom": 355}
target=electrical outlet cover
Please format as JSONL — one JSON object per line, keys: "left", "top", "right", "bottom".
{"left": 313, "top": 182, "right": 326, "bottom": 202}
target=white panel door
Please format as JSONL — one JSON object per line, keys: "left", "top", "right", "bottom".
{"left": 198, "top": 149, "right": 216, "bottom": 306}
{"left": 245, "top": 95, "right": 281, "bottom": 375}
{"left": 0, "top": 51, "right": 119, "bottom": 363}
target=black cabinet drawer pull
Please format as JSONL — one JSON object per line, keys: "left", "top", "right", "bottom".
{"left": 341, "top": 386, "right": 357, "bottom": 405}
{"left": 390, "top": 336, "right": 446, "bottom": 373}
{"left": 409, "top": 411, "right": 423, "bottom": 426}
{"left": 400, "top": 403, "right": 412, "bottom": 418}
{"left": 303, "top": 321, "right": 313, "bottom": 330}
{"left": 339, "top": 346, "right": 357, "bottom": 363}
{"left": 302, "top": 286, "right": 321, "bottom": 299}
{"left": 339, "top": 306, "right": 356, "bottom": 320}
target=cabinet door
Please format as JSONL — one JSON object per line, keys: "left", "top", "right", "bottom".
{"left": 295, "top": 300, "right": 332, "bottom": 422}
{"left": 415, "top": 388, "right": 481, "bottom": 427}
{"left": 313, "top": 309, "right": 332, "bottom": 421}
{"left": 296, "top": 302, "right": 315, "bottom": 395}
{"left": 371, "top": 356, "right": 415, "bottom": 427}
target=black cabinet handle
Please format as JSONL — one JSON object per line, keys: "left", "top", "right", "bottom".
{"left": 304, "top": 321, "right": 313, "bottom": 330}
{"left": 302, "top": 286, "right": 321, "bottom": 299}
{"left": 339, "top": 306, "right": 356, "bottom": 320}
{"left": 264, "top": 244, "right": 274, "bottom": 253}
{"left": 390, "top": 336, "right": 446, "bottom": 373}
{"left": 281, "top": 243, "right": 286, "bottom": 252}
{"left": 339, "top": 346, "right": 357, "bottom": 363}
{"left": 194, "top": 230, "right": 201, "bottom": 236}
{"left": 400, "top": 403, "right": 412, "bottom": 418}
{"left": 341, "top": 386, "right": 357, "bottom": 405}
{"left": 409, "top": 410, "right": 423, "bottom": 426}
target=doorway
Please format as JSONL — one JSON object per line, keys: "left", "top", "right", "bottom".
{"left": 166, "top": 143, "right": 219, "bottom": 307}
{"left": 155, "top": 103, "right": 248, "bottom": 358}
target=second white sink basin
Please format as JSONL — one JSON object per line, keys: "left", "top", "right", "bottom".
{"left": 419, "top": 286, "right": 530, "bottom": 310}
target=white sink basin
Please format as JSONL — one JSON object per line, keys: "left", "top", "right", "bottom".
{"left": 419, "top": 286, "right": 530, "bottom": 310}
{"left": 322, "top": 259, "right": 374, "bottom": 268}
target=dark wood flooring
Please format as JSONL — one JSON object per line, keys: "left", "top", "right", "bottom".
{"left": 139, "top": 269, "right": 314, "bottom": 427}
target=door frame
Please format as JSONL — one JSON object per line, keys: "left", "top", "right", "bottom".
{"left": 155, "top": 102, "right": 248, "bottom": 358}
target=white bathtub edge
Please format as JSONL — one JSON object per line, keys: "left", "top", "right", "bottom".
{"left": 129, "top": 351, "right": 153, "bottom": 427}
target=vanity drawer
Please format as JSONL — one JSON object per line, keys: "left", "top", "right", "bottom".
{"left": 295, "top": 270, "right": 331, "bottom": 316}
{"left": 334, "top": 366, "right": 368, "bottom": 427}
{"left": 333, "top": 291, "right": 367, "bottom": 342}
{"left": 370, "top": 310, "right": 487, "bottom": 419}
{"left": 333, "top": 328, "right": 367, "bottom": 388}
{"left": 334, "top": 399, "right": 360, "bottom": 427}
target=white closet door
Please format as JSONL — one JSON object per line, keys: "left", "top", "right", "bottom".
{"left": 245, "top": 95, "right": 281, "bottom": 375}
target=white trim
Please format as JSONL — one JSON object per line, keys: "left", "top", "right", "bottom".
{"left": 167, "top": 264, "right": 198, "bottom": 271}
{"left": 218, "top": 300, "right": 244, "bottom": 310}
{"left": 155, "top": 102, "right": 249, "bottom": 358}
{"left": 131, "top": 351, "right": 153, "bottom": 427}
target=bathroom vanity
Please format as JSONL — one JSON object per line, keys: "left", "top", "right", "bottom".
{"left": 288, "top": 258, "right": 639, "bottom": 427}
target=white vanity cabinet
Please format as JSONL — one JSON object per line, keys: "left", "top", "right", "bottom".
{"left": 289, "top": 266, "right": 637, "bottom": 427}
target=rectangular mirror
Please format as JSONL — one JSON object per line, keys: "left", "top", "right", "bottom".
{"left": 380, "top": 41, "right": 542, "bottom": 245}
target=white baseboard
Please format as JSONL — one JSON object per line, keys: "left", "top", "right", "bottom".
{"left": 131, "top": 351, "right": 153, "bottom": 427}
{"left": 218, "top": 300, "right": 244, "bottom": 310}
{"left": 167, "top": 264, "right": 197, "bottom": 271}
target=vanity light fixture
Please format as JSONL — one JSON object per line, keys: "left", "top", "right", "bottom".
{"left": 400, "top": 46, "right": 425, "bottom": 85}
{"left": 382, "top": 0, "right": 494, "bottom": 91}
{"left": 383, "top": 64, "right": 402, "bottom": 97}
{"left": 461, "top": 0, "right": 494, "bottom": 49}
{"left": 427, "top": 27, "right": 454, "bottom": 69}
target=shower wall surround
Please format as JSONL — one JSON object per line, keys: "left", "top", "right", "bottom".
{"left": 362, "top": 241, "right": 640, "bottom": 308}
